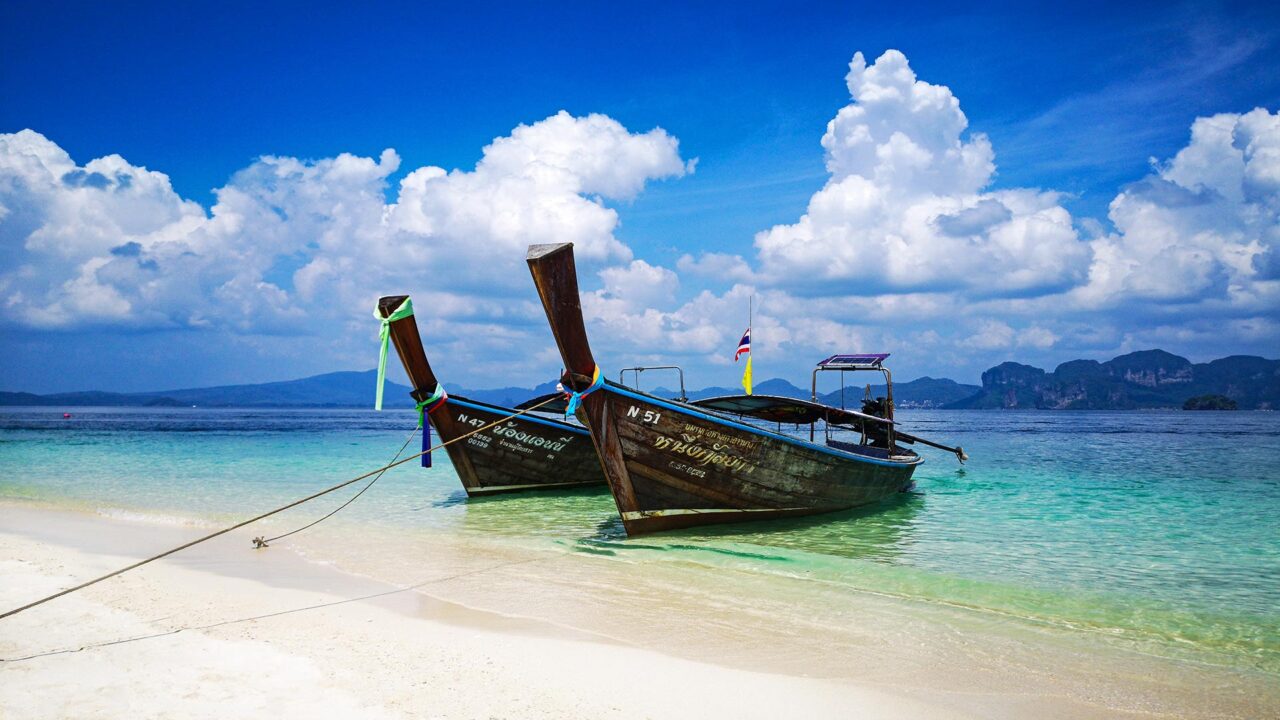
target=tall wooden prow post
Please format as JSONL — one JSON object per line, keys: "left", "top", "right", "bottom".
{"left": 376, "top": 295, "right": 442, "bottom": 404}
{"left": 525, "top": 244, "right": 599, "bottom": 392}
{"left": 526, "top": 242, "right": 641, "bottom": 516}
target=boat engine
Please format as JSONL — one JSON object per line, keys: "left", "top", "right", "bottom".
{"left": 860, "top": 386, "right": 891, "bottom": 447}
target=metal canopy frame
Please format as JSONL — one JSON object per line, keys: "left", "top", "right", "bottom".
{"left": 810, "top": 354, "right": 895, "bottom": 448}
{"left": 618, "top": 365, "right": 687, "bottom": 402}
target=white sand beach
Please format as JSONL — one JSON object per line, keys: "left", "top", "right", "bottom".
{"left": 0, "top": 505, "right": 971, "bottom": 720}
{"left": 1, "top": 503, "right": 1276, "bottom": 719}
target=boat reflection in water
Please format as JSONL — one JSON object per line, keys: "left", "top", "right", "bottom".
{"left": 454, "top": 485, "right": 616, "bottom": 539}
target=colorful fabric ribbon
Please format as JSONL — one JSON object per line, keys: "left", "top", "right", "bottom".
{"left": 564, "top": 365, "right": 604, "bottom": 416}
{"left": 415, "top": 384, "right": 449, "bottom": 468}
{"left": 374, "top": 297, "right": 414, "bottom": 411}
{"left": 415, "top": 384, "right": 448, "bottom": 428}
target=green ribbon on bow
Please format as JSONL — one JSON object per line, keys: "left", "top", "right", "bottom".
{"left": 374, "top": 297, "right": 415, "bottom": 411}
{"left": 415, "top": 383, "right": 448, "bottom": 427}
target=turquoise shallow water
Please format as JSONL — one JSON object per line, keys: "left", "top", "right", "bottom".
{"left": 2, "top": 407, "right": 1278, "bottom": 672}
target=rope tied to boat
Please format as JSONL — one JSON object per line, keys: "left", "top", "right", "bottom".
{"left": 373, "top": 296, "right": 415, "bottom": 411}
{"left": 563, "top": 365, "right": 603, "bottom": 416}
{"left": 258, "top": 426, "right": 421, "bottom": 547}
{"left": 414, "top": 383, "right": 448, "bottom": 428}
{"left": 0, "top": 394, "right": 558, "bottom": 622}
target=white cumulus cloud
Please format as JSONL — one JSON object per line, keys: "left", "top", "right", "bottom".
{"left": 3, "top": 52, "right": 1277, "bottom": 391}
{"left": 751, "top": 50, "right": 1091, "bottom": 297}
{"left": 570, "top": 51, "right": 1280, "bottom": 383}
{"left": 1076, "top": 108, "right": 1280, "bottom": 310}
{"left": 0, "top": 112, "right": 690, "bottom": 335}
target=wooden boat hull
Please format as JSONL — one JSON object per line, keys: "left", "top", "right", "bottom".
{"left": 525, "top": 242, "right": 922, "bottom": 536}
{"left": 430, "top": 395, "right": 602, "bottom": 496}
{"left": 375, "top": 293, "right": 603, "bottom": 497}
{"left": 580, "top": 385, "right": 920, "bottom": 534}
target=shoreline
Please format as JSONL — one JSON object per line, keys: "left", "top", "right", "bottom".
{"left": 2, "top": 502, "right": 1277, "bottom": 718}
{"left": 1, "top": 503, "right": 975, "bottom": 719}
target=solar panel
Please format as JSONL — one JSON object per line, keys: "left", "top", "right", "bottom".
{"left": 817, "top": 353, "right": 889, "bottom": 369}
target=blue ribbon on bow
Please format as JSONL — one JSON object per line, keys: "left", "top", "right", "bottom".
{"left": 565, "top": 366, "right": 604, "bottom": 416}
{"left": 415, "top": 384, "right": 448, "bottom": 468}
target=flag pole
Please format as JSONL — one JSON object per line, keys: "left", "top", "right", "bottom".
{"left": 742, "top": 294, "right": 755, "bottom": 395}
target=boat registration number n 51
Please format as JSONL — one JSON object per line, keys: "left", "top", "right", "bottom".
{"left": 625, "top": 406, "right": 662, "bottom": 425}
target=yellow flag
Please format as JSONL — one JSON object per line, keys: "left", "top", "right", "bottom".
{"left": 742, "top": 355, "right": 753, "bottom": 395}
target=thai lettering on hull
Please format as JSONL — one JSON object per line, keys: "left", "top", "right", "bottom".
{"left": 455, "top": 410, "right": 573, "bottom": 460}
{"left": 622, "top": 402, "right": 761, "bottom": 477}
{"left": 492, "top": 421, "right": 573, "bottom": 452}
{"left": 652, "top": 434, "right": 756, "bottom": 474}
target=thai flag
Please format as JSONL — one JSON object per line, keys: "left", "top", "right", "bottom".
{"left": 734, "top": 328, "right": 751, "bottom": 361}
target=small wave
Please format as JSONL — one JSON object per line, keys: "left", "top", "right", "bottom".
{"left": 575, "top": 538, "right": 793, "bottom": 563}
{"left": 94, "top": 506, "right": 217, "bottom": 528}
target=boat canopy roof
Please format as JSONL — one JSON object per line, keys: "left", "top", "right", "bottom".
{"left": 691, "top": 394, "right": 892, "bottom": 427}
{"left": 816, "top": 353, "right": 889, "bottom": 370}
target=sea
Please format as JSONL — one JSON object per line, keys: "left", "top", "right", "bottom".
{"left": 2, "top": 406, "right": 1277, "bottom": 678}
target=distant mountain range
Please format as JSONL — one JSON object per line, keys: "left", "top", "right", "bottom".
{"left": 2, "top": 349, "right": 1275, "bottom": 410}
{"left": 948, "top": 350, "right": 1279, "bottom": 410}
{"left": 0, "top": 371, "right": 417, "bottom": 409}
{"left": 0, "top": 370, "right": 977, "bottom": 409}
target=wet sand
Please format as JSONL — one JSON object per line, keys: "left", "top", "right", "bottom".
{"left": 1, "top": 503, "right": 1276, "bottom": 719}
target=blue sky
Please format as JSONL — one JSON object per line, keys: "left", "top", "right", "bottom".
{"left": 2, "top": 1, "right": 1278, "bottom": 393}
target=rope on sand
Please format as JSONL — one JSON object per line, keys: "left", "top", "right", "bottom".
{"left": 254, "top": 427, "right": 419, "bottom": 547}
{"left": 0, "top": 396, "right": 557, "bottom": 622}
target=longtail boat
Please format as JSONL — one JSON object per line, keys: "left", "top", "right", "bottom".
{"left": 525, "top": 243, "right": 966, "bottom": 535}
{"left": 376, "top": 295, "right": 604, "bottom": 495}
